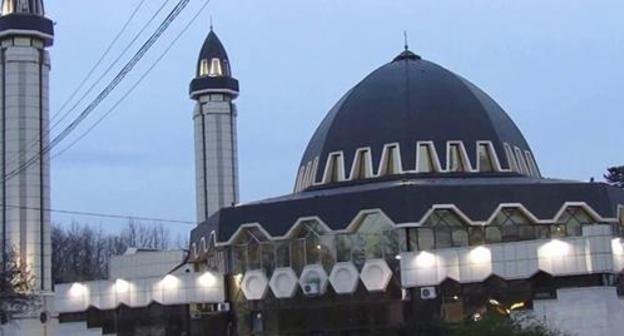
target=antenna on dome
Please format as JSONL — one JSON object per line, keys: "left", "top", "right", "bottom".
{"left": 403, "top": 30, "right": 409, "bottom": 51}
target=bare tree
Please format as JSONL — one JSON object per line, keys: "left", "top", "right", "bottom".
{"left": 52, "top": 220, "right": 174, "bottom": 284}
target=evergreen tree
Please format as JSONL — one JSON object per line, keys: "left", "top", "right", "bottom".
{"left": 605, "top": 166, "right": 624, "bottom": 188}
{"left": 0, "top": 248, "right": 37, "bottom": 325}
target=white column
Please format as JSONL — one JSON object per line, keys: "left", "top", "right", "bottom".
{"left": 194, "top": 93, "right": 239, "bottom": 223}
{"left": 0, "top": 36, "right": 51, "bottom": 292}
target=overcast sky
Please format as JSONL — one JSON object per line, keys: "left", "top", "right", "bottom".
{"left": 46, "top": 0, "right": 624, "bottom": 235}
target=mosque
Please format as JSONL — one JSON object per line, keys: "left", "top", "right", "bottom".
{"left": 1, "top": 1, "right": 624, "bottom": 335}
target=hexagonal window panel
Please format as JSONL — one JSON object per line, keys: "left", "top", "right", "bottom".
{"left": 241, "top": 270, "right": 269, "bottom": 301}
{"left": 298, "top": 264, "right": 328, "bottom": 296}
{"left": 329, "top": 262, "right": 359, "bottom": 294}
{"left": 269, "top": 268, "right": 298, "bottom": 299}
{"left": 360, "top": 259, "right": 393, "bottom": 292}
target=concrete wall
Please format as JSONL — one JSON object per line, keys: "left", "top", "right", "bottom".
{"left": 0, "top": 36, "right": 52, "bottom": 292}
{"left": 193, "top": 93, "right": 238, "bottom": 223}
{"left": 533, "top": 287, "right": 624, "bottom": 336}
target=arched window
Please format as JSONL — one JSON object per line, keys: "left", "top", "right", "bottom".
{"left": 514, "top": 147, "right": 529, "bottom": 175}
{"left": 504, "top": 143, "right": 519, "bottom": 173}
{"left": 477, "top": 143, "right": 495, "bottom": 172}
{"left": 379, "top": 144, "right": 402, "bottom": 176}
{"left": 352, "top": 212, "right": 396, "bottom": 261}
{"left": 421, "top": 209, "right": 469, "bottom": 249}
{"left": 230, "top": 227, "right": 269, "bottom": 273}
{"left": 199, "top": 59, "right": 210, "bottom": 76}
{"left": 290, "top": 220, "right": 331, "bottom": 271}
{"left": 448, "top": 144, "right": 467, "bottom": 172}
{"left": 557, "top": 207, "right": 594, "bottom": 237}
{"left": 490, "top": 208, "right": 534, "bottom": 242}
{"left": 323, "top": 152, "right": 345, "bottom": 184}
{"left": 417, "top": 144, "right": 436, "bottom": 173}
{"left": 209, "top": 58, "right": 223, "bottom": 77}
{"left": 350, "top": 148, "right": 373, "bottom": 180}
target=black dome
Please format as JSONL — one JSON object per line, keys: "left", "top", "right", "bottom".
{"left": 299, "top": 51, "right": 537, "bottom": 188}
{"left": 196, "top": 30, "right": 230, "bottom": 77}
{"left": 190, "top": 28, "right": 239, "bottom": 99}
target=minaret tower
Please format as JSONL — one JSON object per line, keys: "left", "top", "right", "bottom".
{"left": 0, "top": 0, "right": 54, "bottom": 293}
{"left": 190, "top": 26, "right": 239, "bottom": 223}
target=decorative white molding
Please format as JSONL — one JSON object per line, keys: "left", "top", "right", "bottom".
{"left": 360, "top": 259, "right": 392, "bottom": 292}
{"left": 400, "top": 225, "right": 614, "bottom": 288}
{"left": 193, "top": 202, "right": 619, "bottom": 255}
{"left": 329, "top": 262, "right": 359, "bottom": 294}
{"left": 241, "top": 270, "right": 269, "bottom": 301}
{"left": 378, "top": 143, "right": 404, "bottom": 176}
{"left": 446, "top": 141, "right": 475, "bottom": 173}
{"left": 476, "top": 140, "right": 507, "bottom": 172}
{"left": 348, "top": 147, "right": 374, "bottom": 180}
{"left": 299, "top": 264, "right": 329, "bottom": 295}
{"left": 269, "top": 268, "right": 299, "bottom": 299}
{"left": 55, "top": 272, "right": 225, "bottom": 314}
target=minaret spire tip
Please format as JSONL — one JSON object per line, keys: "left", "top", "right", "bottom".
{"left": 403, "top": 30, "right": 409, "bottom": 51}
{"left": 210, "top": 15, "right": 213, "bottom": 31}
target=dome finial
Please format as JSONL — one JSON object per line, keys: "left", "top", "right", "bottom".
{"left": 403, "top": 30, "right": 409, "bottom": 51}
{"left": 210, "top": 15, "right": 213, "bottom": 31}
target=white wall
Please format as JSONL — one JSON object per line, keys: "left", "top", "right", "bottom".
{"left": 533, "top": 287, "right": 624, "bottom": 336}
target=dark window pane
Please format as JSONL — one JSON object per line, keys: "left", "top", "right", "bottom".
{"left": 502, "top": 225, "right": 518, "bottom": 242}
{"left": 436, "top": 228, "right": 452, "bottom": 249}
{"left": 535, "top": 226, "right": 550, "bottom": 239}
{"left": 469, "top": 227, "right": 485, "bottom": 245}
{"left": 418, "top": 228, "right": 435, "bottom": 250}
{"left": 452, "top": 229, "right": 469, "bottom": 247}
{"left": 517, "top": 225, "right": 535, "bottom": 241}
{"left": 485, "top": 227, "right": 502, "bottom": 244}
{"left": 551, "top": 225, "right": 566, "bottom": 238}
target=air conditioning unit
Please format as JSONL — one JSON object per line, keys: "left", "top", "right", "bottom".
{"left": 302, "top": 282, "right": 320, "bottom": 296}
{"left": 420, "top": 286, "right": 437, "bottom": 300}
{"left": 216, "top": 302, "right": 231, "bottom": 312}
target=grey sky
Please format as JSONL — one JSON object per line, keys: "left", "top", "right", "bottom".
{"left": 46, "top": 0, "right": 624, "bottom": 234}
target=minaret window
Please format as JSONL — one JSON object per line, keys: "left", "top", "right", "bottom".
{"left": 417, "top": 144, "right": 435, "bottom": 173}
{"left": 199, "top": 59, "right": 210, "bottom": 77}
{"left": 477, "top": 143, "right": 494, "bottom": 172}
{"left": 210, "top": 58, "right": 223, "bottom": 77}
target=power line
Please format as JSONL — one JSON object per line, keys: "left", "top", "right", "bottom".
{"left": 54, "top": 0, "right": 213, "bottom": 158}
{"left": 6, "top": 0, "right": 171, "bottom": 170}
{"left": 50, "top": 0, "right": 147, "bottom": 124}
{"left": 1, "top": 204, "right": 196, "bottom": 225}
{"left": 3, "top": 0, "right": 193, "bottom": 183}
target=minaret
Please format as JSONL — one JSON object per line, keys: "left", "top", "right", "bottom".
{"left": 190, "top": 27, "right": 239, "bottom": 223}
{"left": 0, "top": 0, "right": 54, "bottom": 293}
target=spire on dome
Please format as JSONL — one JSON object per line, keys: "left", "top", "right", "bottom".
{"left": 1, "top": 0, "right": 45, "bottom": 16}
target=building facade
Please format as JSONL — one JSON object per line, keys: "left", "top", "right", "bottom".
{"left": 51, "top": 22, "right": 624, "bottom": 336}
{"left": 0, "top": 0, "right": 53, "bottom": 294}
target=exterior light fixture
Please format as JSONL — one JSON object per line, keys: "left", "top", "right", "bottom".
{"left": 541, "top": 240, "right": 569, "bottom": 258}
{"left": 161, "top": 274, "right": 179, "bottom": 290}
{"left": 469, "top": 246, "right": 491, "bottom": 264}
{"left": 198, "top": 272, "right": 217, "bottom": 287}
{"left": 612, "top": 238, "right": 624, "bottom": 256}
{"left": 69, "top": 283, "right": 87, "bottom": 297}
{"left": 114, "top": 279, "right": 130, "bottom": 293}
{"left": 395, "top": 254, "right": 402, "bottom": 260}
{"left": 415, "top": 251, "right": 436, "bottom": 268}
